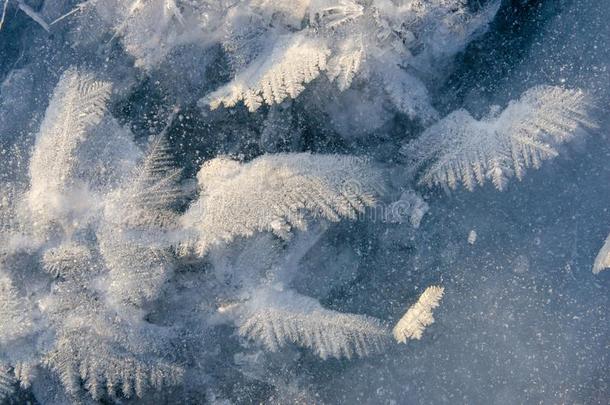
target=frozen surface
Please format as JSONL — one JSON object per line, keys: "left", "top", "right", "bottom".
{"left": 0, "top": 0, "right": 608, "bottom": 404}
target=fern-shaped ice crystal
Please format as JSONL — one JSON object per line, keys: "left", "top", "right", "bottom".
{"left": 0, "top": 273, "right": 34, "bottom": 345}
{"left": 27, "top": 68, "right": 111, "bottom": 235}
{"left": 393, "top": 285, "right": 444, "bottom": 343}
{"left": 181, "top": 152, "right": 384, "bottom": 256}
{"left": 105, "top": 134, "right": 183, "bottom": 228}
{"left": 99, "top": 134, "right": 182, "bottom": 307}
{"left": 44, "top": 329, "right": 183, "bottom": 400}
{"left": 403, "top": 86, "right": 596, "bottom": 191}
{"left": 237, "top": 289, "right": 390, "bottom": 360}
{"left": 204, "top": 33, "right": 330, "bottom": 111}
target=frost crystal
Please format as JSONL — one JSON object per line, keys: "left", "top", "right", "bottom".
{"left": 393, "top": 286, "right": 444, "bottom": 343}
{"left": 593, "top": 233, "right": 610, "bottom": 274}
{"left": 403, "top": 86, "right": 596, "bottom": 191}
{"left": 181, "top": 153, "right": 384, "bottom": 255}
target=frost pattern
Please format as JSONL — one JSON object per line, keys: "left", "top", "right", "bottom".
{"left": 0, "top": 364, "right": 15, "bottom": 403}
{"left": 0, "top": 274, "right": 33, "bottom": 345}
{"left": 1, "top": 68, "right": 185, "bottom": 402}
{"left": 41, "top": 260, "right": 184, "bottom": 401}
{"left": 56, "top": 1, "right": 499, "bottom": 121}
{"left": 12, "top": 362, "right": 35, "bottom": 390}
{"left": 237, "top": 289, "right": 390, "bottom": 360}
{"left": 393, "top": 286, "right": 444, "bottom": 343}
{"left": 403, "top": 86, "right": 597, "bottom": 191}
{"left": 2, "top": 0, "right": 605, "bottom": 401}
{"left": 205, "top": 34, "right": 330, "bottom": 111}
{"left": 89, "top": 0, "right": 206, "bottom": 69}
{"left": 27, "top": 68, "right": 111, "bottom": 237}
{"left": 593, "top": 233, "right": 610, "bottom": 274}
{"left": 42, "top": 243, "right": 93, "bottom": 279}
{"left": 199, "top": 0, "right": 498, "bottom": 114}
{"left": 181, "top": 153, "right": 383, "bottom": 255}
{"left": 44, "top": 328, "right": 183, "bottom": 400}
{"left": 100, "top": 134, "right": 182, "bottom": 307}
{"left": 326, "top": 38, "right": 364, "bottom": 91}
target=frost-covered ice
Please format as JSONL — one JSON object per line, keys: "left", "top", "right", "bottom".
{"left": 0, "top": 0, "right": 608, "bottom": 404}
